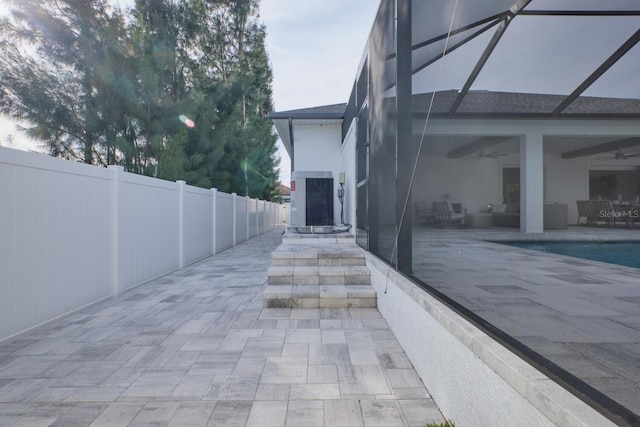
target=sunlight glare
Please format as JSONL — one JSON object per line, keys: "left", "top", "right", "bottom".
{"left": 178, "top": 114, "right": 195, "bottom": 128}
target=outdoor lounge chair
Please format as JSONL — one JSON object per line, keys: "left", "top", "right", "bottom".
{"left": 612, "top": 204, "right": 639, "bottom": 228}
{"left": 576, "top": 200, "right": 593, "bottom": 225}
{"left": 432, "top": 201, "right": 465, "bottom": 226}
{"left": 591, "top": 200, "right": 616, "bottom": 227}
{"left": 415, "top": 201, "right": 433, "bottom": 224}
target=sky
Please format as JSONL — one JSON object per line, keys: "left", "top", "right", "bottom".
{"left": 0, "top": 0, "right": 381, "bottom": 187}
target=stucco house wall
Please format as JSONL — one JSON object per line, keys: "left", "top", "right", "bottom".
{"left": 292, "top": 122, "right": 344, "bottom": 225}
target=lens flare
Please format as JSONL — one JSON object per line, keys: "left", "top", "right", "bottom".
{"left": 178, "top": 114, "right": 195, "bottom": 128}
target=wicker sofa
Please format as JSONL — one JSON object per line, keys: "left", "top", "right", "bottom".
{"left": 491, "top": 203, "right": 568, "bottom": 229}
{"left": 491, "top": 203, "right": 521, "bottom": 227}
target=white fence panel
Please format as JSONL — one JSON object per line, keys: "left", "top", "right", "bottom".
{"left": 277, "top": 202, "right": 285, "bottom": 227}
{"left": 258, "top": 200, "right": 266, "bottom": 235}
{"left": 0, "top": 148, "right": 281, "bottom": 343}
{"left": 183, "top": 184, "right": 213, "bottom": 265}
{"left": 271, "top": 202, "right": 277, "bottom": 228}
{"left": 235, "top": 196, "right": 248, "bottom": 244}
{"left": 0, "top": 148, "right": 112, "bottom": 341}
{"left": 279, "top": 202, "right": 289, "bottom": 225}
{"left": 266, "top": 202, "right": 274, "bottom": 230}
{"left": 265, "top": 202, "right": 272, "bottom": 230}
{"left": 118, "top": 172, "right": 179, "bottom": 290}
{"left": 215, "top": 192, "right": 234, "bottom": 252}
{"left": 249, "top": 198, "right": 258, "bottom": 238}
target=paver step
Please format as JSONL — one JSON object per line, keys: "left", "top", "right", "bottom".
{"left": 267, "top": 265, "right": 370, "bottom": 286}
{"left": 263, "top": 284, "right": 377, "bottom": 309}
{"left": 264, "top": 242, "right": 375, "bottom": 308}
{"left": 271, "top": 244, "right": 366, "bottom": 267}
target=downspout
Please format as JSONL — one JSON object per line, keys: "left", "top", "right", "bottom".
{"left": 288, "top": 117, "right": 295, "bottom": 172}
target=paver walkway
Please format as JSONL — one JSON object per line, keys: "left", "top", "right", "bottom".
{"left": 0, "top": 229, "right": 445, "bottom": 426}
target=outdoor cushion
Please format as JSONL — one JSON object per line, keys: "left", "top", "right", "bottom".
{"left": 446, "top": 201, "right": 454, "bottom": 214}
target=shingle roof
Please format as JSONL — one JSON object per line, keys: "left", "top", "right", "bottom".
{"left": 268, "top": 103, "right": 347, "bottom": 119}
{"left": 270, "top": 91, "right": 638, "bottom": 158}
{"left": 411, "top": 90, "right": 640, "bottom": 117}
{"left": 270, "top": 92, "right": 639, "bottom": 122}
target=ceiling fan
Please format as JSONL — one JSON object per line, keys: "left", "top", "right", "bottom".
{"left": 464, "top": 150, "right": 508, "bottom": 160}
{"left": 594, "top": 150, "right": 640, "bottom": 161}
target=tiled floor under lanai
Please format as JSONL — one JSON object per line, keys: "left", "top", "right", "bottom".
{"left": 412, "top": 225, "right": 640, "bottom": 417}
{"left": 0, "top": 229, "right": 445, "bottom": 427}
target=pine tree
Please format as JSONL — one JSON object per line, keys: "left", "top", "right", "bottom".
{"left": 0, "top": 0, "right": 127, "bottom": 164}
{"left": 0, "top": 0, "right": 281, "bottom": 200}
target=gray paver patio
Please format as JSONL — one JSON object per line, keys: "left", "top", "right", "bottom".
{"left": 0, "top": 229, "right": 445, "bottom": 427}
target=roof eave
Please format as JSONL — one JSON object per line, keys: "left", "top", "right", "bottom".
{"left": 272, "top": 118, "right": 292, "bottom": 156}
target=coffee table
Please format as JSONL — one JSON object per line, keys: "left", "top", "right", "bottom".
{"left": 465, "top": 212, "right": 492, "bottom": 228}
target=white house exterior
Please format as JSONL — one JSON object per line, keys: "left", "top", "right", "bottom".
{"left": 272, "top": 99, "right": 640, "bottom": 234}
{"left": 271, "top": 106, "right": 355, "bottom": 230}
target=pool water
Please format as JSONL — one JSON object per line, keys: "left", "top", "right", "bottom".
{"left": 494, "top": 241, "right": 640, "bottom": 269}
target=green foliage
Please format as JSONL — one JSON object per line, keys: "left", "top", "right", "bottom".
{"left": 425, "top": 421, "right": 455, "bottom": 427}
{"left": 156, "top": 130, "right": 186, "bottom": 182}
{"left": 0, "top": 0, "right": 280, "bottom": 200}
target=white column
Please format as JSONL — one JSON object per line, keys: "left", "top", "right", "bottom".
{"left": 109, "top": 165, "right": 124, "bottom": 297}
{"left": 211, "top": 188, "right": 217, "bottom": 255}
{"left": 520, "top": 133, "right": 544, "bottom": 233}
{"left": 177, "top": 180, "right": 186, "bottom": 269}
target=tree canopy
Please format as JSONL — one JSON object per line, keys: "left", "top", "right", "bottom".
{"left": 0, "top": 0, "right": 280, "bottom": 200}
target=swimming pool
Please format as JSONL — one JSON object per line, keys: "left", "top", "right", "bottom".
{"left": 493, "top": 241, "right": 640, "bottom": 269}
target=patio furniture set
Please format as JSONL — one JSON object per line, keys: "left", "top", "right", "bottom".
{"left": 416, "top": 201, "right": 569, "bottom": 229}
{"left": 577, "top": 200, "right": 640, "bottom": 228}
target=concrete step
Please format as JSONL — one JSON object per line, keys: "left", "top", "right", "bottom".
{"left": 263, "top": 284, "right": 377, "bottom": 309}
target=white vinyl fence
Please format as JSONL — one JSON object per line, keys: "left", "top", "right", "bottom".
{"left": 0, "top": 147, "right": 283, "bottom": 342}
